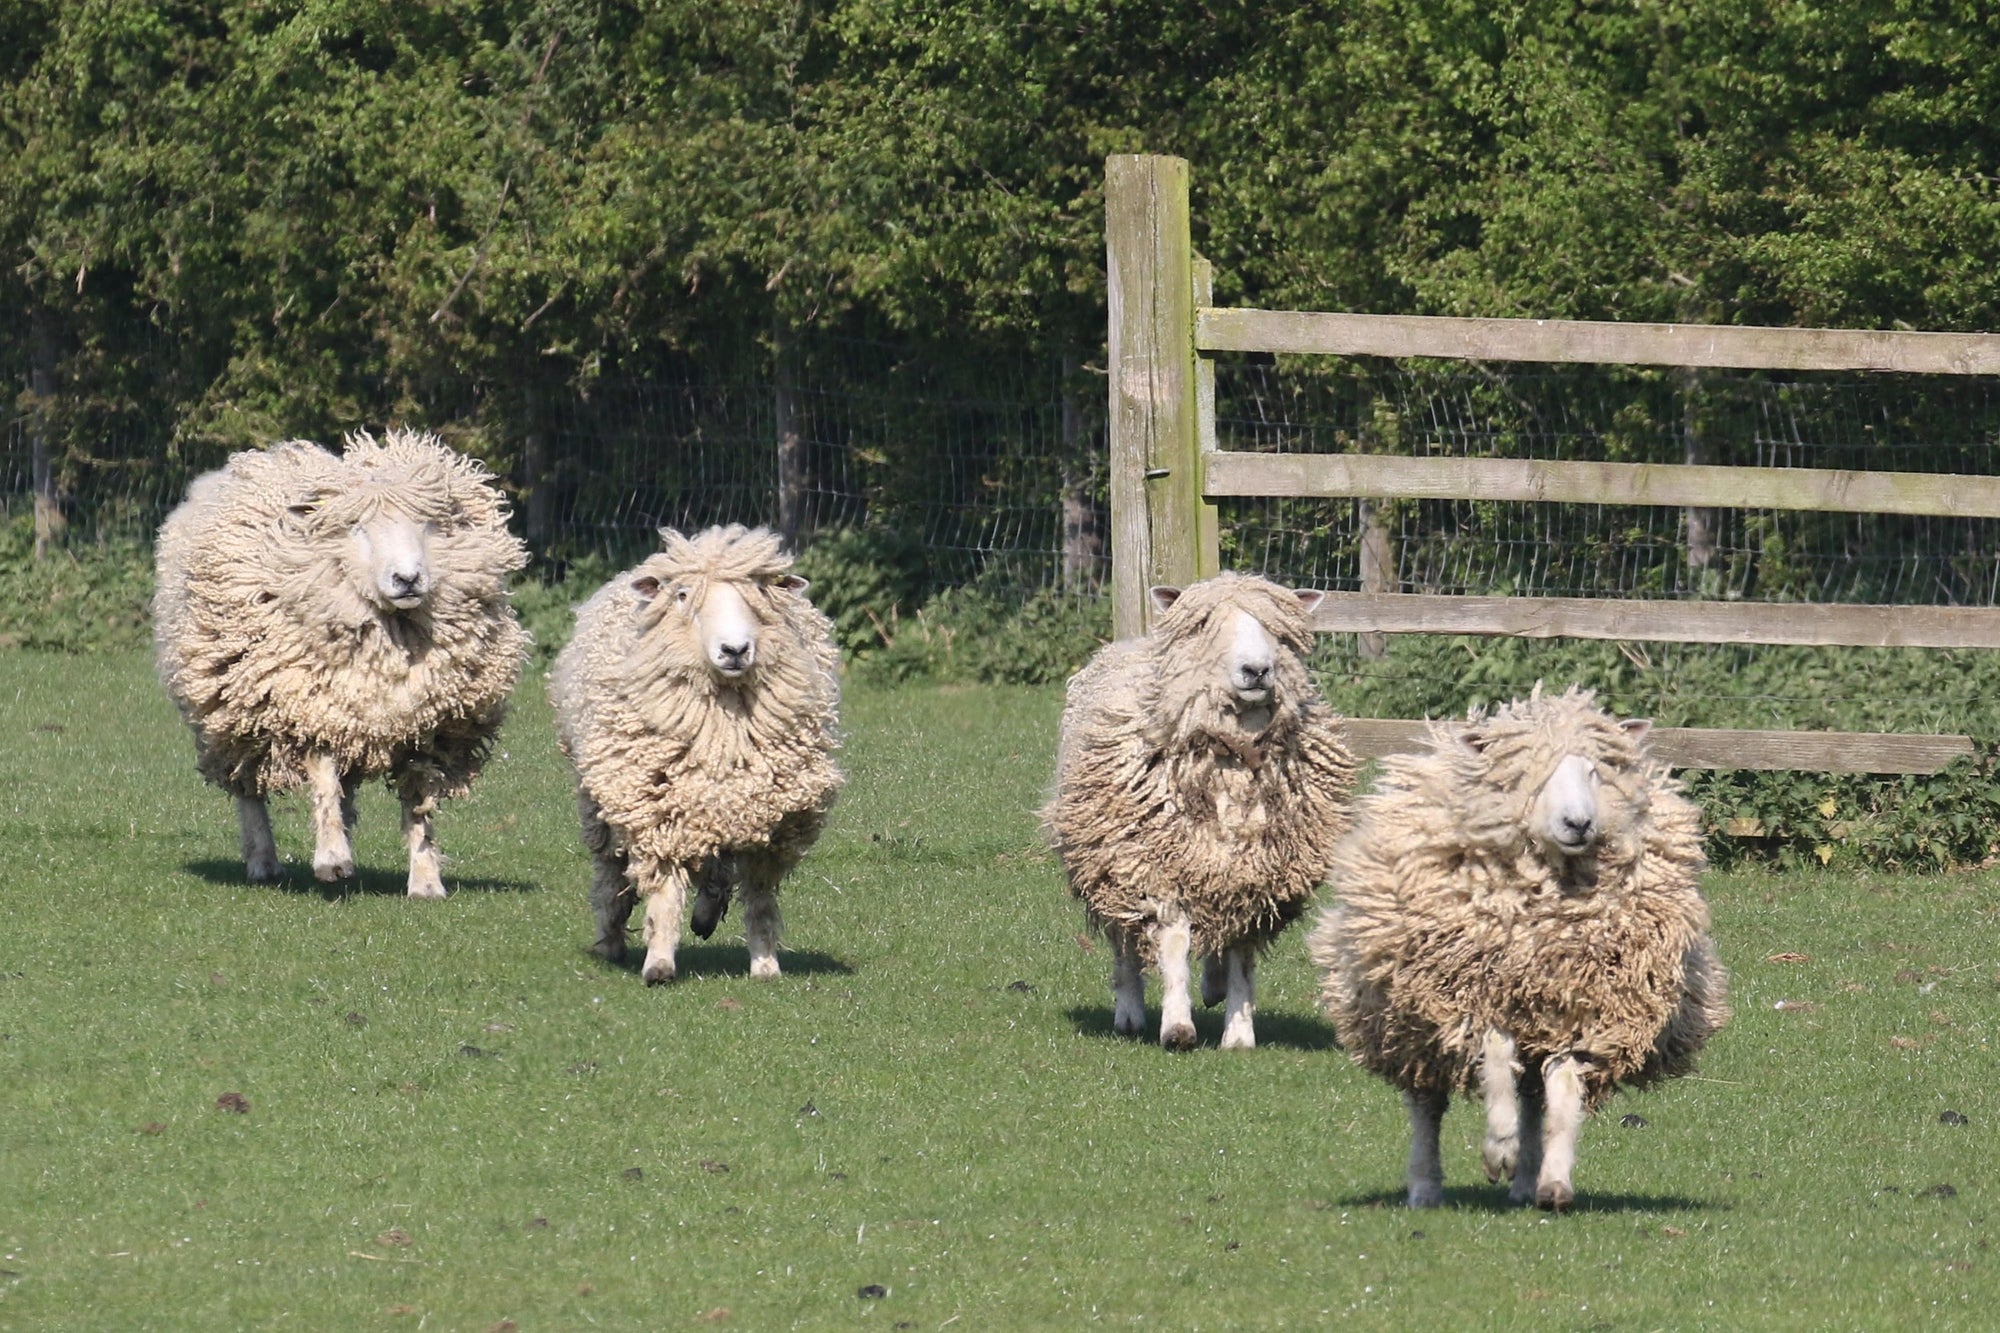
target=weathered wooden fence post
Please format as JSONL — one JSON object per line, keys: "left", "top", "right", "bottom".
{"left": 1106, "top": 154, "right": 1203, "bottom": 638}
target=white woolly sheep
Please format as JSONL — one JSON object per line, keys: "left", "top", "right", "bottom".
{"left": 1043, "top": 572, "right": 1357, "bottom": 1050}
{"left": 550, "top": 525, "right": 842, "bottom": 984}
{"left": 153, "top": 429, "right": 530, "bottom": 896}
{"left": 1309, "top": 684, "right": 1729, "bottom": 1210}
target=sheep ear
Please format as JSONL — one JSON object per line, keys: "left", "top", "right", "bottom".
{"left": 1454, "top": 727, "right": 1490, "bottom": 755}
{"left": 1149, "top": 586, "right": 1183, "bottom": 614}
{"left": 775, "top": 574, "right": 809, "bottom": 593}
{"left": 1291, "top": 588, "right": 1326, "bottom": 615}
{"left": 630, "top": 576, "right": 662, "bottom": 605}
{"left": 1619, "top": 718, "right": 1654, "bottom": 741}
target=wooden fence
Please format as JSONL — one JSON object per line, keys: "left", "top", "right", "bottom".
{"left": 1105, "top": 152, "right": 2000, "bottom": 775}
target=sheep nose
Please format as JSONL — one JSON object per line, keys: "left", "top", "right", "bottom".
{"left": 1238, "top": 662, "right": 1272, "bottom": 689}
{"left": 1561, "top": 814, "right": 1594, "bottom": 840}
{"left": 391, "top": 570, "right": 424, "bottom": 594}
{"left": 716, "top": 640, "right": 753, "bottom": 670}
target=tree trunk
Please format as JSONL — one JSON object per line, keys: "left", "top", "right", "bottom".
{"left": 774, "top": 327, "right": 804, "bottom": 549}
{"left": 520, "top": 383, "right": 553, "bottom": 550}
{"left": 1682, "top": 368, "right": 1715, "bottom": 579}
{"left": 28, "top": 309, "right": 63, "bottom": 561}
{"left": 1059, "top": 353, "right": 1106, "bottom": 593}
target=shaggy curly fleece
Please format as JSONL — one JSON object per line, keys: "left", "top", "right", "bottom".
{"left": 152, "top": 430, "right": 529, "bottom": 797}
{"left": 550, "top": 525, "right": 843, "bottom": 870}
{"left": 1313, "top": 685, "right": 1728, "bottom": 1109}
{"left": 1044, "top": 572, "right": 1357, "bottom": 961}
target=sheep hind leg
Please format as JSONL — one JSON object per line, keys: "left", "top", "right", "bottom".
{"left": 1404, "top": 1086, "right": 1449, "bottom": 1209}
{"left": 1200, "top": 954, "right": 1226, "bottom": 1008}
{"left": 588, "top": 853, "right": 634, "bottom": 962}
{"left": 237, "top": 795, "right": 282, "bottom": 882}
{"left": 1509, "top": 1071, "right": 1547, "bottom": 1206}
{"left": 1480, "top": 1029, "right": 1523, "bottom": 1183}
{"left": 1152, "top": 916, "right": 1198, "bottom": 1051}
{"left": 1535, "top": 1055, "right": 1587, "bottom": 1212}
{"left": 636, "top": 859, "right": 690, "bottom": 986}
{"left": 1110, "top": 934, "right": 1146, "bottom": 1038}
{"left": 306, "top": 753, "right": 355, "bottom": 882}
{"left": 399, "top": 781, "right": 445, "bottom": 900}
{"left": 1217, "top": 945, "right": 1257, "bottom": 1051}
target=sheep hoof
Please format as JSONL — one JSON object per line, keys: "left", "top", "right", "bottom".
{"left": 749, "top": 956, "right": 780, "bottom": 980}
{"left": 1407, "top": 1182, "right": 1443, "bottom": 1209}
{"left": 245, "top": 857, "right": 283, "bottom": 884}
{"left": 1482, "top": 1138, "right": 1518, "bottom": 1182}
{"left": 1536, "top": 1181, "right": 1574, "bottom": 1212}
{"left": 1160, "top": 1022, "right": 1198, "bottom": 1051}
{"left": 1219, "top": 1025, "right": 1255, "bottom": 1051}
{"left": 590, "top": 937, "right": 626, "bottom": 963}
{"left": 313, "top": 853, "right": 354, "bottom": 882}
{"left": 1507, "top": 1182, "right": 1537, "bottom": 1207}
{"left": 641, "top": 953, "right": 677, "bottom": 985}
{"left": 406, "top": 875, "right": 446, "bottom": 900}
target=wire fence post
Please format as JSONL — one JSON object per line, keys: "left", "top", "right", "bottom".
{"left": 1106, "top": 153, "right": 1202, "bottom": 639}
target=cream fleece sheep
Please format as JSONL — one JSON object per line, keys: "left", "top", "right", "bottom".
{"left": 550, "top": 525, "right": 842, "bottom": 983}
{"left": 1044, "top": 573, "right": 1357, "bottom": 1050}
{"left": 153, "top": 429, "right": 529, "bottom": 897}
{"left": 1310, "top": 684, "right": 1729, "bottom": 1210}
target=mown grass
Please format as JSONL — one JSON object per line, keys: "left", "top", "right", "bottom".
{"left": 1, "top": 650, "right": 1996, "bottom": 1330}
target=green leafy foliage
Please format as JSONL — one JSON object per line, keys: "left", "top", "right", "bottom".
{"left": 0, "top": 512, "right": 152, "bottom": 652}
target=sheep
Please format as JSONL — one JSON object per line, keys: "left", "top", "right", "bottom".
{"left": 1309, "top": 684, "right": 1729, "bottom": 1210}
{"left": 152, "top": 429, "right": 530, "bottom": 897}
{"left": 1043, "top": 572, "right": 1357, "bottom": 1050}
{"left": 550, "top": 525, "right": 842, "bottom": 984}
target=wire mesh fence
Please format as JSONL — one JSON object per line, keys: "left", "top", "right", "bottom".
{"left": 1, "top": 334, "right": 1110, "bottom": 596}
{"left": 1211, "top": 355, "right": 2000, "bottom": 728}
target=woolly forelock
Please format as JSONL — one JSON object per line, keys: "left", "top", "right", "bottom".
{"left": 550, "top": 524, "right": 844, "bottom": 869}
{"left": 1043, "top": 572, "right": 1357, "bottom": 962}
{"left": 1310, "top": 685, "right": 1728, "bottom": 1109}
{"left": 152, "top": 430, "right": 530, "bottom": 797}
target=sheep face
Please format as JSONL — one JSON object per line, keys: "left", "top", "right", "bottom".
{"left": 1150, "top": 580, "right": 1324, "bottom": 732}
{"left": 345, "top": 509, "right": 434, "bottom": 612}
{"left": 1517, "top": 720, "right": 1654, "bottom": 870}
{"left": 632, "top": 571, "right": 809, "bottom": 684}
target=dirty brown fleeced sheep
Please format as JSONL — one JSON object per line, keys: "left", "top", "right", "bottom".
{"left": 1044, "top": 572, "right": 1357, "bottom": 1050}
{"left": 1310, "top": 683, "right": 1729, "bottom": 1210}
{"left": 153, "top": 429, "right": 530, "bottom": 896}
{"left": 550, "top": 525, "right": 842, "bottom": 983}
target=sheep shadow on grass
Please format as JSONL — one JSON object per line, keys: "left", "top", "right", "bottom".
{"left": 1065, "top": 1003, "right": 1341, "bottom": 1052}
{"left": 596, "top": 942, "right": 854, "bottom": 981}
{"left": 182, "top": 858, "right": 542, "bottom": 899}
{"left": 1338, "top": 1184, "right": 1724, "bottom": 1215}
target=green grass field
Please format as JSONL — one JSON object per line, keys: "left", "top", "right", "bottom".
{"left": 2, "top": 650, "right": 1996, "bottom": 1329}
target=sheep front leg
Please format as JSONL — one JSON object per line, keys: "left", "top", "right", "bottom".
{"left": 1480, "top": 1028, "right": 1522, "bottom": 1183}
{"left": 237, "top": 796, "right": 281, "bottom": 882}
{"left": 739, "top": 858, "right": 784, "bottom": 980}
{"left": 1535, "top": 1055, "right": 1588, "bottom": 1211}
{"left": 399, "top": 780, "right": 445, "bottom": 900}
{"left": 1110, "top": 933, "right": 1146, "bottom": 1037}
{"left": 1404, "top": 1085, "right": 1449, "bottom": 1208}
{"left": 635, "top": 857, "right": 691, "bottom": 986}
{"left": 306, "top": 753, "right": 355, "bottom": 882}
{"left": 1151, "top": 915, "right": 1198, "bottom": 1050}
{"left": 1217, "top": 945, "right": 1257, "bottom": 1050}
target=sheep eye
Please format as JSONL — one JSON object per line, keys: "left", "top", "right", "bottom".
{"left": 673, "top": 586, "right": 692, "bottom": 605}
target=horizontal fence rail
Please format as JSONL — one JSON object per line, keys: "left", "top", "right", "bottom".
{"left": 1339, "top": 720, "right": 1978, "bottom": 775}
{"left": 1198, "top": 308, "right": 2000, "bottom": 375}
{"left": 1202, "top": 451, "right": 2000, "bottom": 519}
{"left": 1309, "top": 593, "right": 2000, "bottom": 650}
